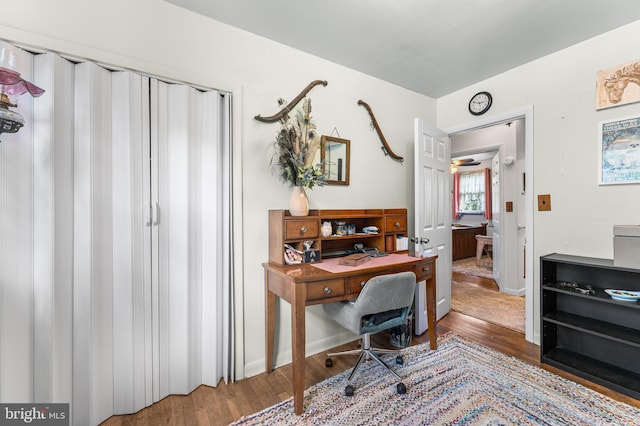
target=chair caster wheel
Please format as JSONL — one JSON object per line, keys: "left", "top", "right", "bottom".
{"left": 395, "top": 355, "right": 403, "bottom": 365}
{"left": 345, "top": 385, "right": 354, "bottom": 396}
{"left": 325, "top": 358, "right": 333, "bottom": 368}
{"left": 397, "top": 382, "right": 407, "bottom": 394}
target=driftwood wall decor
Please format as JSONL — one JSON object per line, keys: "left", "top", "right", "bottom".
{"left": 255, "top": 80, "right": 328, "bottom": 123}
{"left": 357, "top": 100, "right": 404, "bottom": 162}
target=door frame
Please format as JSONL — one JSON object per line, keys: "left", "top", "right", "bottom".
{"left": 444, "top": 106, "right": 535, "bottom": 343}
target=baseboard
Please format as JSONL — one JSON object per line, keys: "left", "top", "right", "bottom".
{"left": 243, "top": 331, "right": 358, "bottom": 378}
{"left": 503, "top": 287, "right": 525, "bottom": 297}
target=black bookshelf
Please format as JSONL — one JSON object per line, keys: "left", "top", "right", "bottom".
{"left": 540, "top": 253, "right": 640, "bottom": 400}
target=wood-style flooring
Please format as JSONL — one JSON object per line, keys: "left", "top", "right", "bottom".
{"left": 452, "top": 270, "right": 499, "bottom": 291}
{"left": 102, "top": 274, "right": 640, "bottom": 426}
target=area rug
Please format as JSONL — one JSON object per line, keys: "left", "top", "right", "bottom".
{"left": 452, "top": 256, "right": 493, "bottom": 279}
{"left": 451, "top": 280, "right": 525, "bottom": 333}
{"left": 231, "top": 333, "right": 640, "bottom": 425}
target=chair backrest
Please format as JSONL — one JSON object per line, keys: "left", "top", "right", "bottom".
{"left": 353, "top": 271, "right": 416, "bottom": 317}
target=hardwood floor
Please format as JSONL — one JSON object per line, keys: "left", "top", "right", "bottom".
{"left": 452, "top": 270, "right": 499, "bottom": 291}
{"left": 451, "top": 269, "right": 525, "bottom": 333}
{"left": 102, "top": 308, "right": 640, "bottom": 425}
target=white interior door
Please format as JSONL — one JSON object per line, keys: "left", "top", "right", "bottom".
{"left": 491, "top": 152, "right": 502, "bottom": 289}
{"left": 414, "top": 118, "right": 451, "bottom": 321}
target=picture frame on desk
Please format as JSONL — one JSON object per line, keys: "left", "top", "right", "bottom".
{"left": 303, "top": 249, "right": 320, "bottom": 263}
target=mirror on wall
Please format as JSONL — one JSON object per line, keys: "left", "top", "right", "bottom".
{"left": 321, "top": 136, "right": 350, "bottom": 185}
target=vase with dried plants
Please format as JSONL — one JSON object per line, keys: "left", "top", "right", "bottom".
{"left": 271, "top": 97, "right": 326, "bottom": 216}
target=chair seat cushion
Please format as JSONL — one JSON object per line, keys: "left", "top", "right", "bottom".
{"left": 361, "top": 308, "right": 408, "bottom": 335}
{"left": 362, "top": 308, "right": 403, "bottom": 327}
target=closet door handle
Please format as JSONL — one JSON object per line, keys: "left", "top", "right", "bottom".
{"left": 145, "top": 203, "right": 152, "bottom": 226}
{"left": 151, "top": 202, "right": 159, "bottom": 226}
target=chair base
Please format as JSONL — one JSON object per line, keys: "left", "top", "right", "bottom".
{"left": 326, "top": 333, "right": 405, "bottom": 394}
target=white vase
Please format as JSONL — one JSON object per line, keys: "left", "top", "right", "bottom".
{"left": 289, "top": 186, "right": 309, "bottom": 216}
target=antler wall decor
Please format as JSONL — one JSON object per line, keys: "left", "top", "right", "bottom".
{"left": 357, "top": 99, "right": 404, "bottom": 162}
{"left": 255, "top": 80, "right": 328, "bottom": 123}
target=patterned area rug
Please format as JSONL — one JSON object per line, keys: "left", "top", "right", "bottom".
{"left": 451, "top": 280, "right": 525, "bottom": 333}
{"left": 452, "top": 256, "right": 493, "bottom": 279}
{"left": 232, "top": 334, "right": 640, "bottom": 425}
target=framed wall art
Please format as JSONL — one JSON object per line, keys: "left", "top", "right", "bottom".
{"left": 596, "top": 59, "right": 640, "bottom": 110}
{"left": 598, "top": 115, "right": 640, "bottom": 185}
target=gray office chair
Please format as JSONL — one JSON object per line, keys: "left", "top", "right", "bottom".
{"left": 323, "top": 271, "right": 416, "bottom": 396}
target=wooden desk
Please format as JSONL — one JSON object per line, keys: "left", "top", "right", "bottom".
{"left": 263, "top": 254, "right": 437, "bottom": 415}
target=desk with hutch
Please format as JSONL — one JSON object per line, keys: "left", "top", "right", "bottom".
{"left": 264, "top": 208, "right": 438, "bottom": 414}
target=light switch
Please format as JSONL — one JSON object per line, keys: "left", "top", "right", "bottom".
{"left": 506, "top": 201, "right": 513, "bottom": 212}
{"left": 538, "top": 194, "right": 551, "bottom": 211}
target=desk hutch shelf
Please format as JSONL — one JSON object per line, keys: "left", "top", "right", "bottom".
{"left": 540, "top": 253, "right": 640, "bottom": 400}
{"left": 269, "top": 208, "right": 408, "bottom": 266}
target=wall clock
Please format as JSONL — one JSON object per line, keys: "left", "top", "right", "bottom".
{"left": 468, "top": 91, "right": 492, "bottom": 115}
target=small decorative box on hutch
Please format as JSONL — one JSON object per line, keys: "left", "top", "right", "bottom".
{"left": 268, "top": 208, "right": 409, "bottom": 266}
{"left": 540, "top": 253, "right": 640, "bottom": 400}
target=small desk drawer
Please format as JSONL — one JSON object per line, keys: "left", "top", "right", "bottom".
{"left": 346, "top": 274, "right": 376, "bottom": 294}
{"left": 346, "top": 271, "right": 416, "bottom": 294}
{"left": 385, "top": 215, "right": 407, "bottom": 233}
{"left": 307, "top": 278, "right": 344, "bottom": 301}
{"left": 416, "top": 260, "right": 434, "bottom": 281}
{"left": 285, "top": 219, "right": 319, "bottom": 240}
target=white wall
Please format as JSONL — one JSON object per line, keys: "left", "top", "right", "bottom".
{"left": 0, "top": 0, "right": 436, "bottom": 380}
{"left": 438, "top": 20, "right": 640, "bottom": 340}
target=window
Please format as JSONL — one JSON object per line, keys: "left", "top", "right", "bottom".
{"left": 458, "top": 171, "right": 485, "bottom": 214}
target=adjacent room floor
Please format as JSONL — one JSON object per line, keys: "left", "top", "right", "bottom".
{"left": 451, "top": 256, "right": 525, "bottom": 333}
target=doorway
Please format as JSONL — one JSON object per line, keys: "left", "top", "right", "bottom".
{"left": 450, "top": 147, "right": 524, "bottom": 333}
{"left": 445, "top": 107, "right": 534, "bottom": 343}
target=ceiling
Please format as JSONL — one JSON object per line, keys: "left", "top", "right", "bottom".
{"left": 165, "top": 0, "right": 640, "bottom": 98}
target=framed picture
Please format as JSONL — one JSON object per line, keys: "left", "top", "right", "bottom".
{"left": 596, "top": 60, "right": 640, "bottom": 110}
{"left": 598, "top": 115, "right": 640, "bottom": 185}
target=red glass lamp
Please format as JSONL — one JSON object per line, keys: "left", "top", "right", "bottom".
{"left": 0, "top": 48, "right": 45, "bottom": 135}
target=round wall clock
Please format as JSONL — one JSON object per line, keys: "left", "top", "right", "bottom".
{"left": 468, "top": 91, "right": 493, "bottom": 115}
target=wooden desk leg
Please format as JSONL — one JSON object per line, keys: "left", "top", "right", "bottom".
{"left": 291, "top": 282, "right": 307, "bottom": 415}
{"left": 427, "top": 276, "right": 437, "bottom": 350}
{"left": 265, "top": 271, "right": 276, "bottom": 373}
